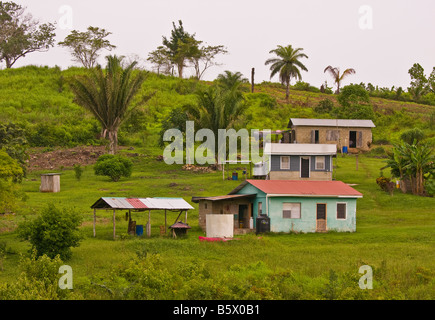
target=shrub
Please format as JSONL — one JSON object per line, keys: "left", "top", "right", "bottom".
{"left": 73, "top": 164, "right": 83, "bottom": 180}
{"left": 314, "top": 98, "right": 334, "bottom": 114}
{"left": 18, "top": 204, "right": 83, "bottom": 260}
{"left": 0, "top": 250, "right": 73, "bottom": 300}
{"left": 400, "top": 128, "right": 425, "bottom": 145}
{"left": 94, "top": 154, "right": 133, "bottom": 182}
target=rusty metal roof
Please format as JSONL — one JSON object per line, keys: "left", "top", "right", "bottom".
{"left": 91, "top": 197, "right": 194, "bottom": 210}
{"left": 169, "top": 221, "right": 191, "bottom": 229}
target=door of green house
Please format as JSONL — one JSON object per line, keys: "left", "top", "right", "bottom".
{"left": 316, "top": 203, "right": 327, "bottom": 232}
{"left": 238, "top": 205, "right": 248, "bottom": 229}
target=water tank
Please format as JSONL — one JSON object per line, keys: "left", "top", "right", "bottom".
{"left": 256, "top": 214, "right": 270, "bottom": 234}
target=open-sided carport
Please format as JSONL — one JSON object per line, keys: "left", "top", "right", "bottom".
{"left": 91, "top": 197, "right": 194, "bottom": 239}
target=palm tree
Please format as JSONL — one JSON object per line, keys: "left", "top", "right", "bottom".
{"left": 324, "top": 66, "right": 356, "bottom": 94}
{"left": 184, "top": 72, "right": 248, "bottom": 166}
{"left": 265, "top": 45, "right": 308, "bottom": 100}
{"left": 70, "top": 55, "right": 151, "bottom": 154}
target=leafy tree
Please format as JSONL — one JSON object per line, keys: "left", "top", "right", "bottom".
{"left": 162, "top": 20, "right": 197, "bottom": 78}
{"left": 337, "top": 84, "right": 370, "bottom": 107}
{"left": 0, "top": 150, "right": 23, "bottom": 214}
{"left": 59, "top": 26, "right": 116, "bottom": 68}
{"left": 0, "top": 1, "right": 56, "bottom": 68}
{"left": 147, "top": 45, "right": 173, "bottom": 75}
{"left": 94, "top": 154, "right": 133, "bottom": 182}
{"left": 189, "top": 44, "right": 228, "bottom": 80}
{"left": 265, "top": 45, "right": 308, "bottom": 101}
{"left": 70, "top": 55, "right": 151, "bottom": 154}
{"left": 324, "top": 66, "right": 356, "bottom": 94}
{"left": 18, "top": 204, "right": 83, "bottom": 260}
{"left": 0, "top": 122, "right": 28, "bottom": 174}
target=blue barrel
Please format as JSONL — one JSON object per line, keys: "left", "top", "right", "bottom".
{"left": 342, "top": 146, "right": 348, "bottom": 154}
{"left": 232, "top": 172, "right": 238, "bottom": 180}
{"left": 136, "top": 225, "right": 143, "bottom": 236}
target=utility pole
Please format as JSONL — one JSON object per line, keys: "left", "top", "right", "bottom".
{"left": 251, "top": 68, "right": 255, "bottom": 93}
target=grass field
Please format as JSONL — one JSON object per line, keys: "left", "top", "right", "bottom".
{"left": 0, "top": 146, "right": 434, "bottom": 300}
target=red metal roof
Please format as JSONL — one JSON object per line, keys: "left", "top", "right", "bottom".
{"left": 242, "top": 180, "right": 363, "bottom": 197}
{"left": 126, "top": 198, "right": 148, "bottom": 209}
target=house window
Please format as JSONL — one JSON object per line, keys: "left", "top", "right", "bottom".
{"left": 280, "top": 156, "right": 290, "bottom": 170}
{"left": 326, "top": 130, "right": 340, "bottom": 141}
{"left": 258, "top": 202, "right": 263, "bottom": 215}
{"left": 315, "top": 156, "right": 325, "bottom": 170}
{"left": 282, "top": 203, "right": 301, "bottom": 219}
{"left": 204, "top": 202, "right": 207, "bottom": 209}
{"left": 337, "top": 203, "right": 347, "bottom": 219}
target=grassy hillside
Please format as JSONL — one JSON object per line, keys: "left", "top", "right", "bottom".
{"left": 1, "top": 66, "right": 434, "bottom": 151}
{"left": 0, "top": 66, "right": 434, "bottom": 300}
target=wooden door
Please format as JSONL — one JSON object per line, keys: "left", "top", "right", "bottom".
{"left": 316, "top": 203, "right": 327, "bottom": 232}
{"left": 301, "top": 157, "right": 310, "bottom": 178}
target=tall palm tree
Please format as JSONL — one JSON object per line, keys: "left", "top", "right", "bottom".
{"left": 324, "top": 66, "right": 356, "bottom": 94}
{"left": 265, "top": 45, "right": 308, "bottom": 100}
{"left": 70, "top": 55, "right": 150, "bottom": 154}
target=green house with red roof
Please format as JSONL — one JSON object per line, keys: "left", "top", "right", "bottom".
{"left": 192, "top": 180, "right": 362, "bottom": 236}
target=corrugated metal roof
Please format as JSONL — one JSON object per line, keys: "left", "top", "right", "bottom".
{"left": 191, "top": 194, "right": 257, "bottom": 203}
{"left": 289, "top": 118, "right": 375, "bottom": 128}
{"left": 229, "top": 180, "right": 363, "bottom": 198}
{"left": 264, "top": 143, "right": 337, "bottom": 155}
{"left": 169, "top": 221, "right": 191, "bottom": 229}
{"left": 91, "top": 197, "right": 194, "bottom": 210}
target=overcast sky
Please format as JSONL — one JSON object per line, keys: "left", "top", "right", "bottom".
{"left": 10, "top": 0, "right": 435, "bottom": 89}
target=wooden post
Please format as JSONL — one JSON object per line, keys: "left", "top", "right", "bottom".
{"left": 113, "top": 209, "right": 116, "bottom": 240}
{"left": 185, "top": 210, "right": 187, "bottom": 223}
{"left": 147, "top": 209, "right": 151, "bottom": 237}
{"left": 165, "top": 209, "right": 167, "bottom": 231}
{"left": 93, "top": 208, "right": 96, "bottom": 237}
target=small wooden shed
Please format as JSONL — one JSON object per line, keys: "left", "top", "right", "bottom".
{"left": 40, "top": 173, "right": 61, "bottom": 193}
{"left": 169, "top": 221, "right": 191, "bottom": 238}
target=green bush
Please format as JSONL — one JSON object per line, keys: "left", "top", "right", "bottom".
{"left": 18, "top": 204, "right": 83, "bottom": 260}
{"left": 0, "top": 250, "right": 74, "bottom": 300}
{"left": 314, "top": 98, "right": 334, "bottom": 114}
{"left": 94, "top": 154, "right": 133, "bottom": 182}
{"left": 73, "top": 164, "right": 83, "bottom": 180}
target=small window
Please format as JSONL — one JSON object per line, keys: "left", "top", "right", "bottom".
{"left": 204, "top": 202, "right": 208, "bottom": 209}
{"left": 326, "top": 130, "right": 340, "bottom": 141}
{"left": 258, "top": 202, "right": 262, "bottom": 215}
{"left": 280, "top": 156, "right": 290, "bottom": 170}
{"left": 282, "top": 203, "right": 301, "bottom": 219}
{"left": 315, "top": 156, "right": 325, "bottom": 170}
{"left": 337, "top": 203, "right": 347, "bottom": 219}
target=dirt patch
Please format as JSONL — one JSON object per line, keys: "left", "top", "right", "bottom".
{"left": 26, "top": 146, "right": 118, "bottom": 172}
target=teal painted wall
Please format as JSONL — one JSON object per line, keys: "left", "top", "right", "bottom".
{"left": 267, "top": 196, "right": 357, "bottom": 233}
{"left": 236, "top": 183, "right": 266, "bottom": 228}
{"left": 235, "top": 182, "right": 358, "bottom": 233}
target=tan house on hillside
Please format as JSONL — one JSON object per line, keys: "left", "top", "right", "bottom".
{"left": 286, "top": 118, "right": 376, "bottom": 152}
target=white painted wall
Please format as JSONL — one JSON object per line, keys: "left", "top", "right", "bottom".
{"left": 206, "top": 214, "right": 234, "bottom": 238}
